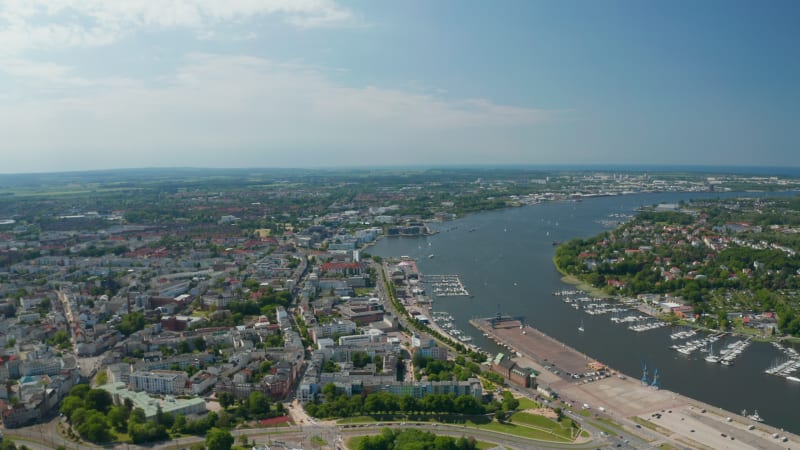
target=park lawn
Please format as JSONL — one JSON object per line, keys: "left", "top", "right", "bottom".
{"left": 472, "top": 420, "right": 573, "bottom": 442}
{"left": 110, "top": 429, "right": 132, "bottom": 444}
{"left": 558, "top": 273, "right": 611, "bottom": 299}
{"left": 516, "top": 397, "right": 540, "bottom": 410}
{"left": 338, "top": 416, "right": 379, "bottom": 424}
{"left": 341, "top": 416, "right": 575, "bottom": 444}
{"left": 509, "top": 412, "right": 578, "bottom": 440}
{"left": 348, "top": 436, "right": 367, "bottom": 448}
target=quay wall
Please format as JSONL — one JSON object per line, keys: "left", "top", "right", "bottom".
{"left": 471, "top": 317, "right": 800, "bottom": 446}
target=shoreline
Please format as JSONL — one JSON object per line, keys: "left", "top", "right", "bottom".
{"left": 471, "top": 316, "right": 800, "bottom": 449}
{"left": 555, "top": 262, "right": 800, "bottom": 344}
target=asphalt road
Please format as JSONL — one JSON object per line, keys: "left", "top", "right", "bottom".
{"left": 6, "top": 416, "right": 611, "bottom": 450}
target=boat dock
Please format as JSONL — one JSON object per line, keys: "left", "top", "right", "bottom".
{"left": 470, "top": 316, "right": 800, "bottom": 449}
{"left": 717, "top": 337, "right": 752, "bottom": 366}
{"left": 765, "top": 342, "right": 800, "bottom": 380}
{"left": 430, "top": 311, "right": 474, "bottom": 343}
{"left": 559, "top": 294, "right": 670, "bottom": 333}
{"left": 423, "top": 274, "right": 470, "bottom": 296}
{"left": 672, "top": 333, "right": 724, "bottom": 356}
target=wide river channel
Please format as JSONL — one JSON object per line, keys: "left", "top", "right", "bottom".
{"left": 370, "top": 191, "right": 800, "bottom": 434}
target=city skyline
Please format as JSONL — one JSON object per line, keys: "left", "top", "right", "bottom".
{"left": 1, "top": 0, "right": 798, "bottom": 173}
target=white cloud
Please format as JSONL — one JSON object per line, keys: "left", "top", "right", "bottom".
{"left": 0, "top": 0, "right": 357, "bottom": 55}
{"left": 0, "top": 53, "right": 555, "bottom": 172}
{"left": 0, "top": 2, "right": 559, "bottom": 172}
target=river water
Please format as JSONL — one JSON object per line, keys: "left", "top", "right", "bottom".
{"left": 370, "top": 192, "right": 800, "bottom": 434}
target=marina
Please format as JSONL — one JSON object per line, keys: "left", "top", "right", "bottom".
{"left": 765, "top": 342, "right": 800, "bottom": 380}
{"left": 559, "top": 293, "right": 672, "bottom": 333}
{"left": 717, "top": 338, "right": 753, "bottom": 366}
{"left": 672, "top": 333, "right": 724, "bottom": 356}
{"left": 429, "top": 311, "right": 475, "bottom": 344}
{"left": 372, "top": 190, "right": 800, "bottom": 434}
{"left": 423, "top": 274, "right": 470, "bottom": 297}
{"left": 469, "top": 315, "right": 800, "bottom": 449}
{"left": 670, "top": 328, "right": 698, "bottom": 340}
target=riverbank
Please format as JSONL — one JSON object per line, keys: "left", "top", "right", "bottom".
{"left": 471, "top": 317, "right": 800, "bottom": 450}
{"left": 555, "top": 260, "right": 798, "bottom": 345}
{"left": 557, "top": 273, "right": 611, "bottom": 300}
{"left": 371, "top": 191, "right": 800, "bottom": 433}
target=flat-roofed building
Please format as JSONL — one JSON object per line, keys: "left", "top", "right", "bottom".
{"left": 129, "top": 370, "right": 188, "bottom": 395}
{"left": 100, "top": 382, "right": 205, "bottom": 418}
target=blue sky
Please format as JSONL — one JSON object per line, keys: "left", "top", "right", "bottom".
{"left": 0, "top": 0, "right": 797, "bottom": 173}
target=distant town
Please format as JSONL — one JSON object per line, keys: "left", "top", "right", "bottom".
{"left": 555, "top": 196, "right": 800, "bottom": 338}
{"left": 0, "top": 167, "right": 798, "bottom": 449}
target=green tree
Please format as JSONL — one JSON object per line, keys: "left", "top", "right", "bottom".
{"left": 205, "top": 427, "right": 234, "bottom": 450}
{"left": 70, "top": 407, "right": 89, "bottom": 426}
{"left": 177, "top": 340, "right": 191, "bottom": 354}
{"left": 84, "top": 389, "right": 113, "bottom": 413}
{"left": 59, "top": 395, "right": 84, "bottom": 419}
{"left": 69, "top": 384, "right": 90, "bottom": 399}
{"left": 108, "top": 405, "right": 129, "bottom": 432}
{"left": 218, "top": 392, "right": 235, "bottom": 409}
{"left": 247, "top": 391, "right": 270, "bottom": 416}
{"left": 117, "top": 311, "right": 146, "bottom": 336}
{"left": 193, "top": 336, "right": 207, "bottom": 351}
{"left": 172, "top": 413, "right": 187, "bottom": 434}
{"left": 77, "top": 411, "right": 112, "bottom": 443}
{"left": 130, "top": 407, "right": 147, "bottom": 425}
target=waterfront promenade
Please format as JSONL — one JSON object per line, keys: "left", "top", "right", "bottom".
{"left": 472, "top": 317, "right": 800, "bottom": 450}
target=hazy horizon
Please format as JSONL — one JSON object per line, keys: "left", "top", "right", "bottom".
{"left": 1, "top": 1, "right": 798, "bottom": 173}
{"left": 3, "top": 163, "right": 800, "bottom": 178}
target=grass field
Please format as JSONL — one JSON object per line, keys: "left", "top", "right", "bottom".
{"left": 338, "top": 416, "right": 379, "bottom": 424}
{"left": 516, "top": 397, "right": 540, "bottom": 410}
{"left": 509, "top": 412, "right": 579, "bottom": 441}
{"left": 338, "top": 413, "right": 580, "bottom": 443}
{"left": 559, "top": 274, "right": 611, "bottom": 299}
{"left": 475, "top": 420, "right": 574, "bottom": 442}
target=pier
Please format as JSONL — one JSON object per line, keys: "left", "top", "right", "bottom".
{"left": 423, "top": 274, "right": 470, "bottom": 296}
{"left": 470, "top": 316, "right": 800, "bottom": 450}
{"left": 765, "top": 342, "right": 800, "bottom": 380}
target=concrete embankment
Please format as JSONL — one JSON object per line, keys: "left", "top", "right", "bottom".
{"left": 472, "top": 317, "right": 800, "bottom": 450}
